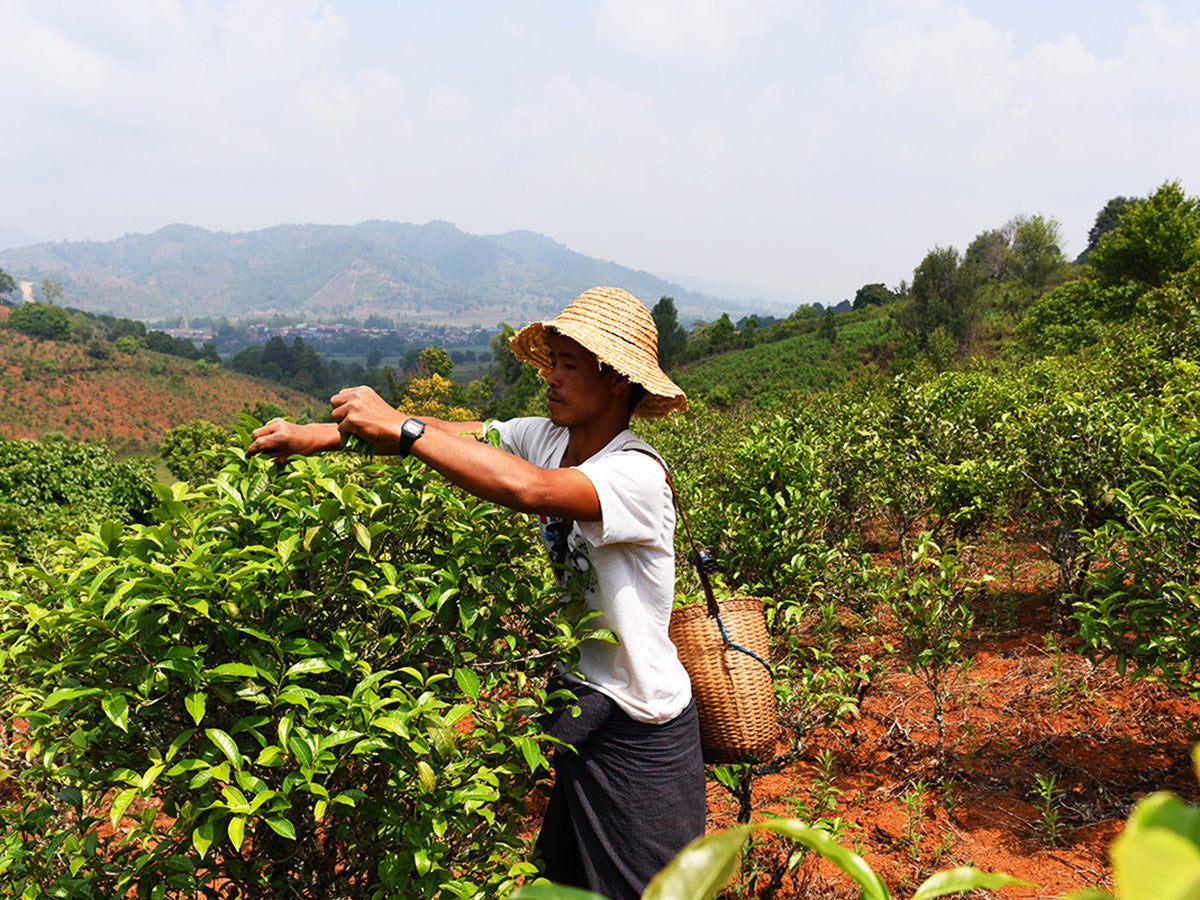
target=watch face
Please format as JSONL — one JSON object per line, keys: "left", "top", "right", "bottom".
{"left": 400, "top": 418, "right": 425, "bottom": 456}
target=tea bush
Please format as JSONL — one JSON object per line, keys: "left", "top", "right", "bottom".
{"left": 0, "top": 440, "right": 588, "bottom": 898}
{"left": 1075, "top": 409, "right": 1200, "bottom": 693}
{"left": 0, "top": 436, "right": 156, "bottom": 561}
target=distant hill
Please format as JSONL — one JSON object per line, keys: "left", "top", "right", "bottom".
{"left": 0, "top": 306, "right": 320, "bottom": 453}
{"left": 0, "top": 225, "right": 43, "bottom": 252}
{"left": 0, "top": 221, "right": 752, "bottom": 327}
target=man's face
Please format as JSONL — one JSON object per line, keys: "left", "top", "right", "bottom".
{"left": 544, "top": 332, "right": 614, "bottom": 427}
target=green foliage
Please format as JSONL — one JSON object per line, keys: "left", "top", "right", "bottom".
{"left": 159, "top": 419, "right": 236, "bottom": 483}
{"left": 904, "top": 246, "right": 980, "bottom": 347}
{"left": 853, "top": 283, "right": 897, "bottom": 309}
{"left": 418, "top": 346, "right": 454, "bottom": 379}
{"left": 888, "top": 534, "right": 982, "bottom": 756}
{"left": 707, "top": 313, "right": 736, "bottom": 356}
{"left": 651, "top": 296, "right": 687, "bottom": 369}
{"left": 1077, "top": 195, "right": 1132, "bottom": 264}
{"left": 675, "top": 313, "right": 892, "bottom": 406}
{"left": 40, "top": 278, "right": 64, "bottom": 305}
{"left": 1090, "top": 180, "right": 1200, "bottom": 289}
{"left": 0, "top": 266, "right": 15, "bottom": 299}
{"left": 1031, "top": 773, "right": 1069, "bottom": 846}
{"left": 965, "top": 228, "right": 1012, "bottom": 281}
{"left": 1002, "top": 372, "right": 1128, "bottom": 604}
{"left": 1009, "top": 214, "right": 1068, "bottom": 291}
{"left": 0, "top": 438, "right": 156, "bottom": 560}
{"left": 0, "top": 439, "right": 589, "bottom": 897}
{"left": 1075, "top": 408, "right": 1200, "bottom": 694}
{"left": 144, "top": 329, "right": 203, "bottom": 361}
{"left": 1140, "top": 260, "right": 1200, "bottom": 360}
{"left": 6, "top": 302, "right": 73, "bottom": 341}
{"left": 1019, "top": 279, "right": 1108, "bottom": 353}
{"left": 228, "top": 335, "right": 365, "bottom": 399}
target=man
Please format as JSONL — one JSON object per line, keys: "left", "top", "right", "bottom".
{"left": 248, "top": 286, "right": 705, "bottom": 899}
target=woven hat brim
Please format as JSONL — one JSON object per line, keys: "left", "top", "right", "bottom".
{"left": 510, "top": 290, "right": 688, "bottom": 419}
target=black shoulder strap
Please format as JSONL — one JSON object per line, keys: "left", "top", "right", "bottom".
{"left": 625, "top": 446, "right": 720, "bottom": 619}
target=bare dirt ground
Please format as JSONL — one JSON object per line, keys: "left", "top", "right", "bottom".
{"left": 694, "top": 544, "right": 1200, "bottom": 899}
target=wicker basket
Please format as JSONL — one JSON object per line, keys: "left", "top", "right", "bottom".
{"left": 669, "top": 596, "right": 777, "bottom": 763}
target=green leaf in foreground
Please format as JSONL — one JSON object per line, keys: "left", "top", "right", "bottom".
{"left": 912, "top": 867, "right": 1037, "bottom": 900}
{"left": 642, "top": 825, "right": 753, "bottom": 900}
{"left": 512, "top": 883, "right": 607, "bottom": 900}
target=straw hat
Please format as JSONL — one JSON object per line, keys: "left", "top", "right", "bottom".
{"left": 510, "top": 286, "right": 688, "bottom": 418}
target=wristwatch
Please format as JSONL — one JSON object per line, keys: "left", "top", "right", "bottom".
{"left": 398, "top": 417, "right": 425, "bottom": 457}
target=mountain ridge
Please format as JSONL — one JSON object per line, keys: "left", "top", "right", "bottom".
{"left": 0, "top": 220, "right": 774, "bottom": 327}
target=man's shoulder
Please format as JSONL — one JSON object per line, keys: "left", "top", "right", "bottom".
{"left": 491, "top": 416, "right": 564, "bottom": 459}
{"left": 585, "top": 434, "right": 669, "bottom": 483}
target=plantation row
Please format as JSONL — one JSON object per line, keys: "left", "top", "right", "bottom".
{"left": 646, "top": 336, "right": 1200, "bottom": 696}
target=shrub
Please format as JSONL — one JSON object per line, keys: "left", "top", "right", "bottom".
{"left": 159, "top": 418, "right": 236, "bottom": 483}
{"left": 1075, "top": 410, "right": 1200, "bottom": 694}
{"left": 6, "top": 303, "right": 72, "bottom": 341}
{"left": 0, "top": 438, "right": 156, "bottom": 560}
{"left": 0, "top": 441, "right": 590, "bottom": 897}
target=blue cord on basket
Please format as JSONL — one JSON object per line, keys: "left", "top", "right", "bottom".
{"left": 697, "top": 550, "right": 773, "bottom": 676}
{"left": 715, "top": 613, "right": 774, "bottom": 675}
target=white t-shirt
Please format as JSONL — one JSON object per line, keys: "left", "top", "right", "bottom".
{"left": 489, "top": 416, "right": 693, "bottom": 724}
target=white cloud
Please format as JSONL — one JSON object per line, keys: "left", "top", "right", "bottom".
{"left": 860, "top": 6, "right": 1016, "bottom": 105}
{"left": 596, "top": 0, "right": 791, "bottom": 59}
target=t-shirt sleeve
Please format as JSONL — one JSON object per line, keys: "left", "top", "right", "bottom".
{"left": 575, "top": 450, "right": 668, "bottom": 547}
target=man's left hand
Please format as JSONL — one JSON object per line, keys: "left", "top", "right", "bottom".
{"left": 330, "top": 386, "right": 405, "bottom": 455}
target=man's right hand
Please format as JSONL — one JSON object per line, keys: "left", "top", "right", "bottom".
{"left": 247, "top": 419, "right": 341, "bottom": 463}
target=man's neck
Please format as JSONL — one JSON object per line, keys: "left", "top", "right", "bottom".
{"left": 561, "top": 419, "right": 629, "bottom": 467}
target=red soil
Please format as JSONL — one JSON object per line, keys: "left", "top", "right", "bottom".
{"left": 692, "top": 551, "right": 1200, "bottom": 899}
{"left": 0, "top": 321, "right": 318, "bottom": 451}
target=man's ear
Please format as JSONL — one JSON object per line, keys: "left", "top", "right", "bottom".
{"left": 608, "top": 371, "right": 631, "bottom": 398}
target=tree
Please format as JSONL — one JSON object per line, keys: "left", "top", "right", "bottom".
{"left": 1077, "top": 195, "right": 1132, "bottom": 263}
{"left": 39, "top": 278, "right": 64, "bottom": 305}
{"left": 739, "top": 316, "right": 758, "bottom": 348}
{"left": 1090, "top": 180, "right": 1200, "bottom": 288}
{"left": 852, "top": 283, "right": 897, "bottom": 309}
{"left": 417, "top": 345, "right": 454, "bottom": 379}
{"left": 1010, "top": 214, "right": 1067, "bottom": 291}
{"left": 819, "top": 307, "right": 837, "bottom": 343}
{"left": 964, "top": 228, "right": 1012, "bottom": 281}
{"left": 0, "top": 267, "right": 16, "bottom": 301}
{"left": 903, "top": 246, "right": 980, "bottom": 346}
{"left": 490, "top": 323, "right": 523, "bottom": 386}
{"left": 708, "top": 312, "right": 736, "bottom": 355}
{"left": 651, "top": 296, "right": 687, "bottom": 369}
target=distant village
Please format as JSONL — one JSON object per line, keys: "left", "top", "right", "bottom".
{"left": 242, "top": 322, "right": 496, "bottom": 348}
{"left": 160, "top": 320, "right": 498, "bottom": 352}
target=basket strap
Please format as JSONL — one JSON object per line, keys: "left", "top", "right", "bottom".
{"left": 624, "top": 447, "right": 773, "bottom": 677}
{"left": 623, "top": 446, "right": 719, "bottom": 617}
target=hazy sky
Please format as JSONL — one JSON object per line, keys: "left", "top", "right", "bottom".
{"left": 3, "top": 1, "right": 1199, "bottom": 307}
